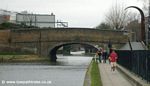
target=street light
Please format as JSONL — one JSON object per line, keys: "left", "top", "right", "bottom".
{"left": 148, "top": 0, "right": 150, "bottom": 44}
{"left": 125, "top": 6, "right": 145, "bottom": 43}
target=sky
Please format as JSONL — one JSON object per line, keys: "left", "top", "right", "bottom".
{"left": 0, "top": 0, "right": 142, "bottom": 28}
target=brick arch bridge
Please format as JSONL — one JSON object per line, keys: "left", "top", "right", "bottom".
{"left": 50, "top": 42, "right": 99, "bottom": 62}
{"left": 9, "top": 28, "right": 128, "bottom": 61}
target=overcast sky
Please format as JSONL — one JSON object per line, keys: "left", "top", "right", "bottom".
{"left": 0, "top": 0, "right": 142, "bottom": 28}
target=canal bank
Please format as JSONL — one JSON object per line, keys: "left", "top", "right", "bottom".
{"left": 0, "top": 55, "right": 50, "bottom": 63}
{"left": 84, "top": 60, "right": 102, "bottom": 86}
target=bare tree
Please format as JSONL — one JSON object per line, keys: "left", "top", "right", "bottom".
{"left": 22, "top": 12, "right": 35, "bottom": 27}
{"left": 137, "top": 0, "right": 149, "bottom": 16}
{"left": 96, "top": 22, "right": 111, "bottom": 29}
{"left": 28, "top": 13, "right": 34, "bottom": 26}
{"left": 105, "top": 3, "right": 129, "bottom": 30}
{"left": 127, "top": 12, "right": 140, "bottom": 22}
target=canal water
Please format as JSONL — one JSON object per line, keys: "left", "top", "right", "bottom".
{"left": 0, "top": 55, "right": 93, "bottom": 86}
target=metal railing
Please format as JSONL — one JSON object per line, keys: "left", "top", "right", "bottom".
{"left": 116, "top": 50, "right": 150, "bottom": 82}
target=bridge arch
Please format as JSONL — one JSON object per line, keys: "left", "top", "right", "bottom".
{"left": 49, "top": 42, "right": 99, "bottom": 62}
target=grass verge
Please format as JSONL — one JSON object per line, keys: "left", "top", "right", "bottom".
{"left": 90, "top": 60, "right": 102, "bottom": 86}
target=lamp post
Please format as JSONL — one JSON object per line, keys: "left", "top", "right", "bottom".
{"left": 148, "top": 0, "right": 150, "bottom": 44}
{"left": 125, "top": 6, "right": 145, "bottom": 43}
{"left": 108, "top": 39, "right": 112, "bottom": 54}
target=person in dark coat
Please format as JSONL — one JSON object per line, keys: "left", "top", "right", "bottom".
{"left": 102, "top": 50, "right": 107, "bottom": 63}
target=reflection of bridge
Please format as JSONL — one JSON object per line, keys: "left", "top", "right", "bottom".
{"left": 10, "top": 28, "right": 128, "bottom": 61}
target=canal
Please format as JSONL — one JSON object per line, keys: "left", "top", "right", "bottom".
{"left": 0, "top": 55, "right": 93, "bottom": 86}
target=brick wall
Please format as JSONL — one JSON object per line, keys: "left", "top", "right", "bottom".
{"left": 10, "top": 28, "right": 128, "bottom": 44}
{"left": 0, "top": 30, "right": 10, "bottom": 44}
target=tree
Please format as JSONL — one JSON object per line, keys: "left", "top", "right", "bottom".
{"left": 127, "top": 12, "right": 140, "bottom": 22}
{"left": 137, "top": 0, "right": 149, "bottom": 16}
{"left": 28, "top": 13, "right": 34, "bottom": 26}
{"left": 126, "top": 20, "right": 141, "bottom": 41}
{"left": 21, "top": 11, "right": 35, "bottom": 27}
{"left": 105, "top": 3, "right": 129, "bottom": 30}
{"left": 96, "top": 22, "right": 111, "bottom": 29}
{"left": 23, "top": 13, "right": 34, "bottom": 27}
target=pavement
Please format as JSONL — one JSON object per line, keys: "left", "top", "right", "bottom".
{"left": 99, "top": 62, "right": 133, "bottom": 86}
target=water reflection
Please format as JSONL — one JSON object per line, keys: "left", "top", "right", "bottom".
{"left": 56, "top": 54, "right": 92, "bottom": 66}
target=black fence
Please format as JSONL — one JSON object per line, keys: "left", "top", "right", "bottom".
{"left": 116, "top": 50, "right": 150, "bottom": 82}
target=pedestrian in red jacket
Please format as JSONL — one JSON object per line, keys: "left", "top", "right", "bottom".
{"left": 109, "top": 50, "right": 118, "bottom": 71}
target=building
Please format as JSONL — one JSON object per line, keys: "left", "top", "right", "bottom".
{"left": 16, "top": 12, "right": 55, "bottom": 28}
{"left": 0, "top": 15, "right": 10, "bottom": 24}
{"left": 0, "top": 9, "right": 68, "bottom": 28}
{"left": 0, "top": 9, "right": 17, "bottom": 24}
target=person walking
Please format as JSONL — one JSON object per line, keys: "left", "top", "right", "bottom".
{"left": 108, "top": 48, "right": 113, "bottom": 64}
{"left": 94, "top": 52, "right": 99, "bottom": 62}
{"left": 109, "top": 50, "right": 118, "bottom": 71}
{"left": 96, "top": 50, "right": 102, "bottom": 63}
{"left": 102, "top": 50, "right": 107, "bottom": 63}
